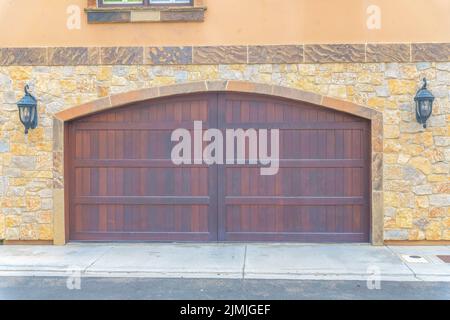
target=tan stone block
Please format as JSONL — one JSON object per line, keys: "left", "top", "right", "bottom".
{"left": 385, "top": 165, "right": 402, "bottom": 178}
{"left": 38, "top": 211, "right": 53, "bottom": 224}
{"left": 10, "top": 67, "right": 32, "bottom": 80}
{"left": 433, "top": 183, "right": 450, "bottom": 194}
{"left": 432, "top": 163, "right": 448, "bottom": 174}
{"left": 427, "top": 175, "right": 447, "bottom": 183}
{"left": 409, "top": 229, "right": 421, "bottom": 240}
{"left": 399, "top": 193, "right": 414, "bottom": 208}
{"left": 403, "top": 145, "right": 425, "bottom": 156}
{"left": 24, "top": 171, "right": 52, "bottom": 179}
{"left": 384, "top": 180, "right": 410, "bottom": 193}
{"left": 384, "top": 154, "right": 398, "bottom": 164}
{"left": 35, "top": 142, "right": 53, "bottom": 152}
{"left": 396, "top": 209, "right": 413, "bottom": 228}
{"left": 443, "top": 218, "right": 450, "bottom": 228}
{"left": 409, "top": 229, "right": 425, "bottom": 241}
{"left": 0, "top": 153, "right": 12, "bottom": 166}
{"left": 10, "top": 130, "right": 26, "bottom": 144}
{"left": 36, "top": 154, "right": 52, "bottom": 170}
{"left": 399, "top": 65, "right": 418, "bottom": 79}
{"left": 384, "top": 140, "right": 401, "bottom": 153}
{"left": 25, "top": 197, "right": 41, "bottom": 211}
{"left": 443, "top": 230, "right": 450, "bottom": 241}
{"left": 5, "top": 215, "right": 21, "bottom": 228}
{"left": 97, "top": 86, "right": 109, "bottom": 98}
{"left": 19, "top": 224, "right": 38, "bottom": 240}
{"left": 420, "top": 132, "right": 434, "bottom": 147}
{"left": 9, "top": 177, "right": 26, "bottom": 187}
{"left": 5, "top": 228, "right": 19, "bottom": 240}
{"left": 422, "top": 148, "right": 445, "bottom": 163}
{"left": 346, "top": 85, "right": 355, "bottom": 97}
{"left": 96, "top": 66, "right": 112, "bottom": 81}
{"left": 384, "top": 218, "right": 397, "bottom": 229}
{"left": 10, "top": 144, "right": 27, "bottom": 155}
{"left": 2, "top": 197, "right": 25, "bottom": 208}
{"left": 387, "top": 79, "right": 417, "bottom": 95}
{"left": 39, "top": 224, "right": 53, "bottom": 240}
{"left": 415, "top": 196, "right": 429, "bottom": 209}
{"left": 367, "top": 97, "right": 385, "bottom": 108}
{"left": 384, "top": 125, "right": 400, "bottom": 139}
{"left": 425, "top": 222, "right": 442, "bottom": 240}
{"left": 384, "top": 192, "right": 399, "bottom": 208}
{"left": 397, "top": 154, "right": 411, "bottom": 164}
{"left": 27, "top": 127, "right": 45, "bottom": 144}
{"left": 412, "top": 208, "right": 429, "bottom": 219}
{"left": 429, "top": 207, "right": 446, "bottom": 218}
{"left": 408, "top": 157, "right": 432, "bottom": 175}
{"left": 59, "top": 79, "right": 77, "bottom": 92}
{"left": 328, "top": 85, "right": 347, "bottom": 99}
{"left": 384, "top": 100, "right": 398, "bottom": 110}
{"left": 151, "top": 76, "right": 176, "bottom": 86}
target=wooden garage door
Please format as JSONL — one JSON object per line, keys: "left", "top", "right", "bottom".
{"left": 67, "top": 92, "right": 370, "bottom": 243}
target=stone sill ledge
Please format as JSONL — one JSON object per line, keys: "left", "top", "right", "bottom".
{"left": 85, "top": 6, "right": 206, "bottom": 23}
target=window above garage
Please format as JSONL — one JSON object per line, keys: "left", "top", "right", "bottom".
{"left": 86, "top": 0, "right": 206, "bottom": 24}
{"left": 99, "top": 0, "right": 193, "bottom": 7}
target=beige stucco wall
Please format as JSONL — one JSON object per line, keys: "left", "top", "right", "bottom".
{"left": 0, "top": 0, "right": 449, "bottom": 47}
{"left": 0, "top": 62, "right": 449, "bottom": 242}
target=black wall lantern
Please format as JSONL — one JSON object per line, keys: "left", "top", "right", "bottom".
{"left": 17, "top": 85, "right": 38, "bottom": 134}
{"left": 414, "top": 78, "right": 434, "bottom": 128}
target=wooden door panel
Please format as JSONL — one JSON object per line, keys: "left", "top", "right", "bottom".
{"left": 218, "top": 93, "right": 370, "bottom": 243}
{"left": 68, "top": 94, "right": 218, "bottom": 242}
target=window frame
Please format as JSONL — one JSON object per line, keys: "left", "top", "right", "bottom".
{"left": 98, "top": 0, "right": 194, "bottom": 7}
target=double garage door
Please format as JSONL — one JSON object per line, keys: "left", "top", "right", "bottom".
{"left": 67, "top": 93, "right": 371, "bottom": 243}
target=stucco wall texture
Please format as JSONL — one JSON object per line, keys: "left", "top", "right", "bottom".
{"left": 0, "top": 0, "right": 449, "bottom": 46}
{"left": 0, "top": 62, "right": 449, "bottom": 242}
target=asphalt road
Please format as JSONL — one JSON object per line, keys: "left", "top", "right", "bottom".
{"left": 0, "top": 277, "right": 449, "bottom": 300}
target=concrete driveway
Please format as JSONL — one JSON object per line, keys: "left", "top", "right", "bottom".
{"left": 0, "top": 243, "right": 449, "bottom": 281}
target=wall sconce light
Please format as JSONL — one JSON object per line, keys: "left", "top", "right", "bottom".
{"left": 414, "top": 78, "right": 434, "bottom": 129}
{"left": 17, "top": 85, "right": 38, "bottom": 134}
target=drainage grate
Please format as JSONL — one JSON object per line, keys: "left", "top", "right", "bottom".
{"left": 401, "top": 254, "right": 429, "bottom": 263}
{"left": 437, "top": 255, "right": 450, "bottom": 263}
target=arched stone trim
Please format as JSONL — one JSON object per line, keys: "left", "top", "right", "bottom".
{"left": 53, "top": 81, "right": 384, "bottom": 245}
{"left": 55, "top": 81, "right": 380, "bottom": 121}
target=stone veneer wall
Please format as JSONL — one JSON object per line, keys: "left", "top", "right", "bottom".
{"left": 0, "top": 62, "right": 449, "bottom": 242}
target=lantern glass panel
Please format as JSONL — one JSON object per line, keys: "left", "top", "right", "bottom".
{"left": 19, "top": 105, "right": 31, "bottom": 124}
{"left": 420, "top": 100, "right": 433, "bottom": 118}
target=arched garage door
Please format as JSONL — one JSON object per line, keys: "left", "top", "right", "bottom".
{"left": 67, "top": 93, "right": 371, "bottom": 243}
